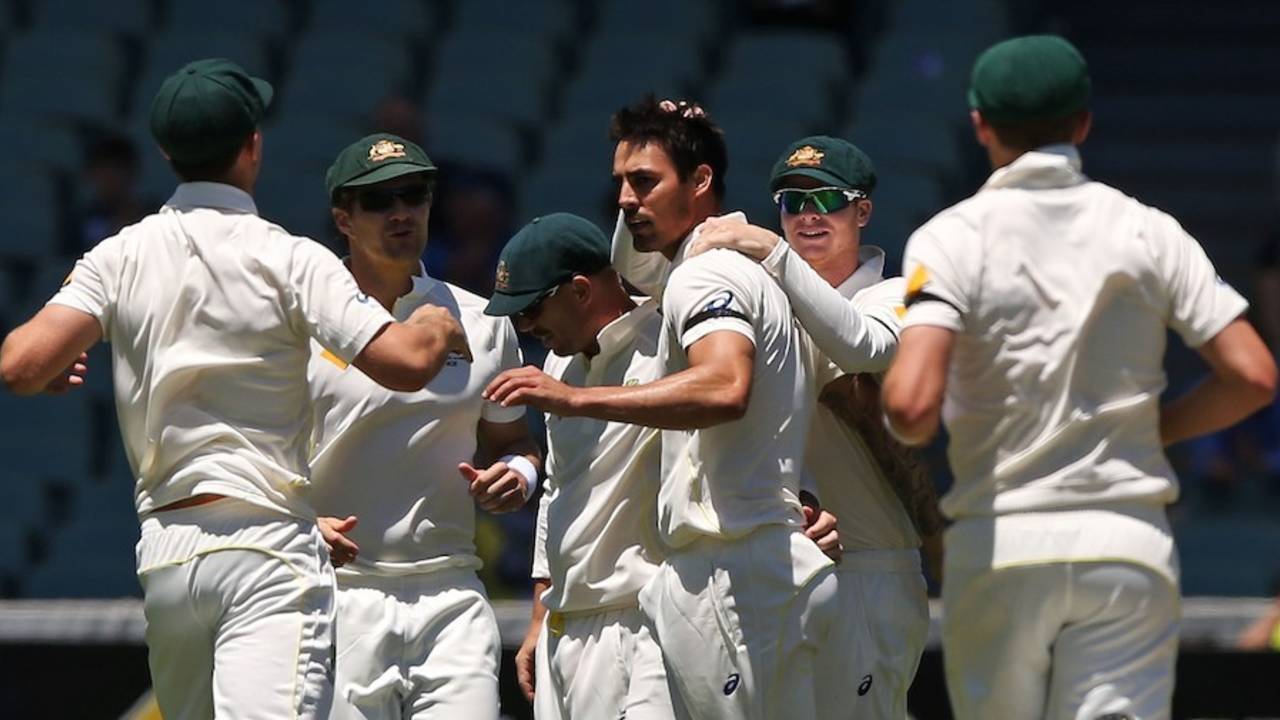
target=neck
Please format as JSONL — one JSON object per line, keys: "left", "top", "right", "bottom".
{"left": 817, "top": 256, "right": 860, "bottom": 289}
{"left": 348, "top": 251, "right": 418, "bottom": 311}
{"left": 661, "top": 202, "right": 721, "bottom": 262}
{"left": 582, "top": 289, "right": 639, "bottom": 358}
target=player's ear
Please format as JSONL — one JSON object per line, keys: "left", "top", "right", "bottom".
{"left": 331, "top": 206, "right": 354, "bottom": 243}
{"left": 856, "top": 198, "right": 873, "bottom": 228}
{"left": 691, "top": 164, "right": 713, "bottom": 198}
{"left": 568, "top": 275, "right": 592, "bottom": 304}
{"left": 970, "top": 110, "right": 993, "bottom": 148}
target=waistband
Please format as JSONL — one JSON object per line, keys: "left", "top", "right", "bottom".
{"left": 836, "top": 548, "right": 921, "bottom": 574}
{"left": 137, "top": 497, "right": 318, "bottom": 573}
{"left": 335, "top": 564, "right": 484, "bottom": 593}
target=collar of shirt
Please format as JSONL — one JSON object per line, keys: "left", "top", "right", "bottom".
{"left": 398, "top": 260, "right": 438, "bottom": 305}
{"left": 166, "top": 182, "right": 259, "bottom": 215}
{"left": 982, "top": 143, "right": 1086, "bottom": 191}
{"left": 586, "top": 298, "right": 655, "bottom": 364}
{"left": 833, "top": 245, "right": 887, "bottom": 300}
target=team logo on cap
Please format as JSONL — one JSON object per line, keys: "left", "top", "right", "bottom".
{"left": 494, "top": 260, "right": 511, "bottom": 291}
{"left": 786, "top": 145, "right": 824, "bottom": 168}
{"left": 368, "top": 139, "right": 406, "bottom": 163}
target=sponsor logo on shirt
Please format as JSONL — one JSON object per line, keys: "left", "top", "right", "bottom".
{"left": 723, "top": 673, "right": 741, "bottom": 696}
{"left": 445, "top": 350, "right": 470, "bottom": 367}
{"left": 703, "top": 290, "right": 734, "bottom": 311}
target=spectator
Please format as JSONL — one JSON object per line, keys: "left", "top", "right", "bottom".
{"left": 72, "top": 133, "right": 156, "bottom": 252}
{"left": 424, "top": 167, "right": 515, "bottom": 296}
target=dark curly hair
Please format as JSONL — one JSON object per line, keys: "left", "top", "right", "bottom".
{"left": 609, "top": 95, "right": 728, "bottom": 201}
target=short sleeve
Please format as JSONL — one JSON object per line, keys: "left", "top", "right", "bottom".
{"left": 47, "top": 234, "right": 122, "bottom": 335}
{"left": 901, "top": 223, "right": 972, "bottom": 332}
{"left": 482, "top": 317, "right": 528, "bottom": 423}
{"left": 665, "top": 251, "right": 759, "bottom": 350}
{"left": 1146, "top": 208, "right": 1249, "bottom": 347}
{"left": 287, "top": 237, "right": 394, "bottom": 362}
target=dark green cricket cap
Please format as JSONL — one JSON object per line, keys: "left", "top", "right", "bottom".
{"left": 769, "top": 135, "right": 876, "bottom": 193}
{"left": 968, "top": 35, "right": 1091, "bottom": 122}
{"left": 484, "top": 213, "right": 611, "bottom": 317}
{"left": 325, "top": 133, "right": 437, "bottom": 202}
{"left": 150, "top": 58, "right": 273, "bottom": 165}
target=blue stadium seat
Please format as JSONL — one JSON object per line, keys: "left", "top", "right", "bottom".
{"left": 427, "top": 30, "right": 556, "bottom": 127}
{"left": 0, "top": 30, "right": 123, "bottom": 125}
{"left": 453, "top": 0, "right": 574, "bottom": 38}
{"left": 428, "top": 114, "right": 524, "bottom": 176}
{"left": 0, "top": 116, "right": 84, "bottom": 174}
{"left": 0, "top": 392, "right": 93, "bottom": 481}
{"left": 262, "top": 113, "right": 365, "bottom": 176}
{"left": 165, "top": 0, "right": 288, "bottom": 35}
{"left": 254, "top": 163, "right": 343, "bottom": 245}
{"left": 32, "top": 0, "right": 152, "bottom": 33}
{"left": 561, "top": 30, "right": 701, "bottom": 119}
{"left": 23, "top": 479, "right": 139, "bottom": 598}
{"left": 519, "top": 162, "right": 615, "bottom": 230}
{"left": 0, "top": 523, "right": 28, "bottom": 577}
{"left": 134, "top": 31, "right": 271, "bottom": 122}
{"left": 594, "top": 0, "right": 716, "bottom": 41}
{"left": 845, "top": 114, "right": 964, "bottom": 181}
{"left": 308, "top": 0, "right": 436, "bottom": 36}
{"left": 0, "top": 169, "right": 61, "bottom": 263}
{"left": 538, "top": 115, "right": 617, "bottom": 178}
{"left": 279, "top": 31, "right": 412, "bottom": 121}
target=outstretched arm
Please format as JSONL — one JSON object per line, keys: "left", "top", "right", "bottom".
{"left": 485, "top": 330, "right": 754, "bottom": 430}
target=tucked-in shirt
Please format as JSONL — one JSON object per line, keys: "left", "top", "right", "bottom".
{"left": 49, "top": 182, "right": 393, "bottom": 521}
{"left": 901, "top": 145, "right": 1247, "bottom": 582}
{"left": 307, "top": 266, "right": 525, "bottom": 576}
{"left": 532, "top": 300, "right": 666, "bottom": 612}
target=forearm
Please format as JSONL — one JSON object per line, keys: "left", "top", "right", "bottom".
{"left": 1160, "top": 373, "right": 1274, "bottom": 446}
{"left": 569, "top": 363, "right": 749, "bottom": 429}
{"left": 764, "top": 243, "right": 897, "bottom": 373}
{"left": 528, "top": 578, "right": 551, "bottom": 629}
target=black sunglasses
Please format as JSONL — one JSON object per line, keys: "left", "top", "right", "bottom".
{"left": 515, "top": 283, "right": 565, "bottom": 323}
{"left": 356, "top": 183, "right": 433, "bottom": 213}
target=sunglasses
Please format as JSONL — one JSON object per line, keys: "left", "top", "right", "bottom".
{"left": 773, "top": 187, "right": 867, "bottom": 215}
{"left": 356, "top": 183, "right": 433, "bottom": 213}
{"left": 515, "top": 283, "right": 564, "bottom": 323}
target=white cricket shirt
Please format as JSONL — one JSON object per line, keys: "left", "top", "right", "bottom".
{"left": 307, "top": 267, "right": 525, "bottom": 576}
{"left": 902, "top": 145, "right": 1248, "bottom": 581}
{"left": 657, "top": 238, "right": 814, "bottom": 548}
{"left": 531, "top": 300, "right": 666, "bottom": 613}
{"left": 769, "top": 245, "right": 919, "bottom": 551}
{"left": 49, "top": 182, "right": 394, "bottom": 520}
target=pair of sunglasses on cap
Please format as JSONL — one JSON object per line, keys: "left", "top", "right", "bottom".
{"left": 355, "top": 183, "right": 433, "bottom": 213}
{"left": 772, "top": 187, "right": 867, "bottom": 215}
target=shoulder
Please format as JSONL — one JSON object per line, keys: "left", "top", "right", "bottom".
{"left": 671, "top": 248, "right": 767, "bottom": 288}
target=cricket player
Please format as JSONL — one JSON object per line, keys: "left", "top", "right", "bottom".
{"left": 485, "top": 97, "right": 841, "bottom": 719}
{"left": 0, "top": 60, "right": 469, "bottom": 720}
{"left": 882, "top": 35, "right": 1278, "bottom": 719}
{"left": 304, "top": 134, "right": 540, "bottom": 719}
{"left": 690, "top": 136, "right": 942, "bottom": 717}
{"left": 485, "top": 213, "right": 672, "bottom": 719}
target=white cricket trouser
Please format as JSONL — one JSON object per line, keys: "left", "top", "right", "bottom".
{"left": 813, "top": 549, "right": 929, "bottom": 720}
{"left": 329, "top": 566, "right": 500, "bottom": 720}
{"left": 943, "top": 560, "right": 1179, "bottom": 720}
{"left": 638, "top": 524, "right": 839, "bottom": 720}
{"left": 136, "top": 498, "right": 336, "bottom": 720}
{"left": 533, "top": 604, "right": 673, "bottom": 720}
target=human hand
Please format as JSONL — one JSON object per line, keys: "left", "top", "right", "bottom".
{"left": 459, "top": 460, "right": 528, "bottom": 513}
{"left": 483, "top": 366, "right": 578, "bottom": 415}
{"left": 318, "top": 515, "right": 360, "bottom": 568}
{"left": 407, "top": 304, "right": 472, "bottom": 362}
{"left": 515, "top": 623, "right": 540, "bottom": 702}
{"left": 801, "top": 502, "right": 842, "bottom": 562}
{"left": 44, "top": 352, "right": 88, "bottom": 394}
{"left": 687, "top": 217, "right": 781, "bottom": 261}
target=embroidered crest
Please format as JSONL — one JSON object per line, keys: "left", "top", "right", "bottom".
{"left": 494, "top": 260, "right": 510, "bottom": 290}
{"left": 786, "top": 145, "right": 824, "bottom": 167}
{"left": 368, "top": 139, "right": 406, "bottom": 163}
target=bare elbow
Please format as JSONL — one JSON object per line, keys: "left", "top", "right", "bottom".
{"left": 1244, "top": 357, "right": 1278, "bottom": 408}
{"left": 1, "top": 358, "right": 43, "bottom": 395}
{"left": 884, "top": 394, "right": 938, "bottom": 446}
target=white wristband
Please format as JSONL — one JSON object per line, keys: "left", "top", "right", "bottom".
{"left": 501, "top": 454, "right": 539, "bottom": 500}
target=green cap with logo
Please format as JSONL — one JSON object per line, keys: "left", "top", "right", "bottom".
{"left": 150, "top": 58, "right": 273, "bottom": 165}
{"left": 769, "top": 135, "right": 876, "bottom": 193}
{"left": 325, "top": 133, "right": 437, "bottom": 203}
{"left": 484, "top": 213, "right": 611, "bottom": 317}
{"left": 968, "top": 35, "right": 1091, "bottom": 122}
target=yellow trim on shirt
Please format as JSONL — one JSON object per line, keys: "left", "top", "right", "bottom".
{"left": 319, "top": 348, "right": 349, "bottom": 370}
